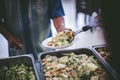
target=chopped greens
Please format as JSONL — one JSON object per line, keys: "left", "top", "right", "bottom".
{"left": 0, "top": 64, "right": 36, "bottom": 80}
{"left": 42, "top": 53, "right": 108, "bottom": 80}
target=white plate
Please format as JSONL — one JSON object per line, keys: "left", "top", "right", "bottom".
{"left": 42, "top": 37, "right": 73, "bottom": 49}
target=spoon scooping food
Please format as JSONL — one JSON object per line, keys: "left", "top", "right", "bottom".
{"left": 46, "top": 25, "right": 92, "bottom": 48}
{"left": 65, "top": 25, "right": 92, "bottom": 43}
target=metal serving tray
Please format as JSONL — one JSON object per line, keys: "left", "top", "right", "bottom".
{"left": 91, "top": 44, "right": 120, "bottom": 80}
{"left": 92, "top": 44, "right": 110, "bottom": 61}
{"left": 38, "top": 48, "right": 119, "bottom": 80}
{"left": 0, "top": 54, "right": 40, "bottom": 80}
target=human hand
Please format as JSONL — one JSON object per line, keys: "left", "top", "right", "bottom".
{"left": 7, "top": 34, "right": 23, "bottom": 49}
{"left": 53, "top": 16, "right": 72, "bottom": 32}
{"left": 57, "top": 25, "right": 72, "bottom": 33}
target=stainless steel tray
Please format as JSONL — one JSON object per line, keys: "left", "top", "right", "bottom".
{"left": 0, "top": 54, "right": 40, "bottom": 80}
{"left": 91, "top": 44, "right": 120, "bottom": 80}
{"left": 38, "top": 48, "right": 119, "bottom": 80}
{"left": 92, "top": 44, "right": 110, "bottom": 61}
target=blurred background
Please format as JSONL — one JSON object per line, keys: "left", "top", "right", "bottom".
{"left": 0, "top": 0, "right": 106, "bottom": 57}
{"left": 51, "top": 0, "right": 106, "bottom": 50}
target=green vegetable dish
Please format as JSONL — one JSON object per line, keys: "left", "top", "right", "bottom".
{"left": 0, "top": 64, "right": 36, "bottom": 80}
{"left": 42, "top": 53, "right": 108, "bottom": 80}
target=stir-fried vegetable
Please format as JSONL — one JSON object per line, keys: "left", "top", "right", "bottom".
{"left": 47, "top": 30, "right": 74, "bottom": 47}
{"left": 96, "top": 47, "right": 110, "bottom": 60}
{"left": 42, "top": 53, "right": 108, "bottom": 80}
{"left": 0, "top": 64, "right": 36, "bottom": 80}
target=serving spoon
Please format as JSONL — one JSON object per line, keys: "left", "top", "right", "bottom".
{"left": 43, "top": 26, "right": 92, "bottom": 49}
{"left": 66, "top": 25, "right": 92, "bottom": 43}
{"left": 74, "top": 25, "right": 92, "bottom": 36}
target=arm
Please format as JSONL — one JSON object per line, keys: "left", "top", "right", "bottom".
{"left": 0, "top": 25, "right": 10, "bottom": 39}
{"left": 49, "top": 0, "right": 71, "bottom": 32}
{"left": 0, "top": 25, "right": 22, "bottom": 48}
{"left": 52, "top": 16, "right": 67, "bottom": 32}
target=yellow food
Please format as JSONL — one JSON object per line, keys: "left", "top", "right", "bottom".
{"left": 47, "top": 30, "right": 74, "bottom": 47}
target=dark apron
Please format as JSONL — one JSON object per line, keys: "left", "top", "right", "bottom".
{"left": 3, "top": 0, "right": 50, "bottom": 58}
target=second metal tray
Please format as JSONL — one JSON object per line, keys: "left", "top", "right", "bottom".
{"left": 38, "top": 48, "right": 119, "bottom": 80}
{"left": 91, "top": 44, "right": 120, "bottom": 80}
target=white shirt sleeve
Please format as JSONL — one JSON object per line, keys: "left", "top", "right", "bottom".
{"left": 0, "top": 33, "right": 9, "bottom": 58}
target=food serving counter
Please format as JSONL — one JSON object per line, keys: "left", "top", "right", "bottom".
{"left": 1, "top": 48, "right": 119, "bottom": 80}
{"left": 0, "top": 26, "right": 120, "bottom": 80}
{"left": 38, "top": 48, "right": 120, "bottom": 80}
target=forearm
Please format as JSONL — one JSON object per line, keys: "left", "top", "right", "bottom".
{"left": 0, "top": 24, "right": 22, "bottom": 48}
{"left": 0, "top": 25, "right": 10, "bottom": 39}
{"left": 52, "top": 16, "right": 65, "bottom": 32}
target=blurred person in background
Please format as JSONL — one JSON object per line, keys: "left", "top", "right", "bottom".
{"left": 0, "top": 0, "right": 22, "bottom": 58}
{"left": 101, "top": 0, "right": 120, "bottom": 76}
{"left": 75, "top": 0, "right": 102, "bottom": 27}
{"left": 0, "top": 0, "right": 69, "bottom": 59}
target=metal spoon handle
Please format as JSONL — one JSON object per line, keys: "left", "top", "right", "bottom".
{"left": 74, "top": 29, "right": 83, "bottom": 36}
{"left": 74, "top": 25, "right": 92, "bottom": 36}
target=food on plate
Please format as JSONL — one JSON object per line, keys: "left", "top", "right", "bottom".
{"left": 47, "top": 30, "right": 74, "bottom": 47}
{"left": 0, "top": 64, "right": 36, "bottom": 80}
{"left": 41, "top": 52, "right": 108, "bottom": 80}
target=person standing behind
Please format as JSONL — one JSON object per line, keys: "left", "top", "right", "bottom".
{"left": 0, "top": 0, "right": 69, "bottom": 59}
{"left": 0, "top": 0, "right": 22, "bottom": 58}
{"left": 101, "top": 0, "right": 120, "bottom": 77}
